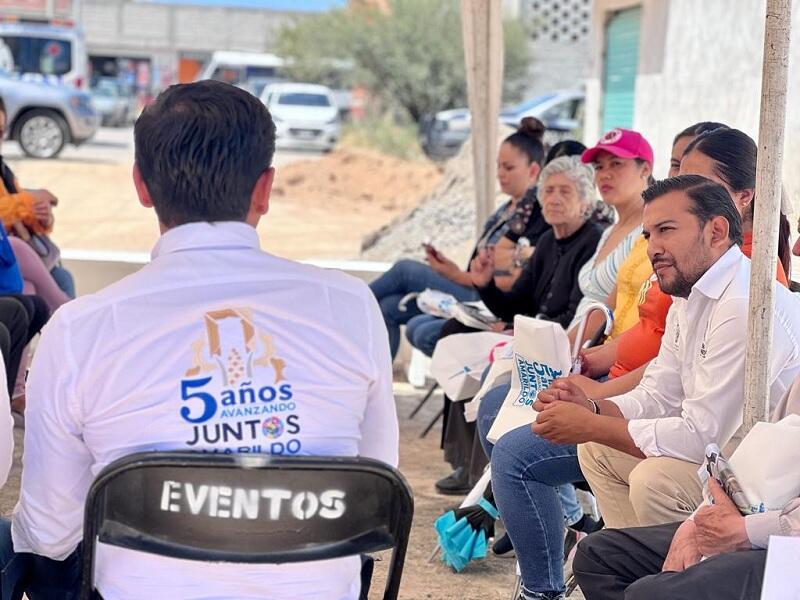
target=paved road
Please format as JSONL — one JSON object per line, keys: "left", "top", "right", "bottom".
{"left": 3, "top": 126, "right": 323, "bottom": 167}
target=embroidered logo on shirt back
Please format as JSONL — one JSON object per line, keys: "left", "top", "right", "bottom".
{"left": 179, "top": 308, "right": 301, "bottom": 456}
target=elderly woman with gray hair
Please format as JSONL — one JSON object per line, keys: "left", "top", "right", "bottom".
{"left": 469, "top": 155, "right": 602, "bottom": 327}
{"left": 432, "top": 156, "right": 603, "bottom": 497}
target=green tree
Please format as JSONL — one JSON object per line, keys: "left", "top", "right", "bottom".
{"left": 276, "top": 0, "right": 531, "bottom": 122}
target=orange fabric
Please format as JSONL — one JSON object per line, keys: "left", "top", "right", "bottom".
{"left": 0, "top": 174, "right": 49, "bottom": 235}
{"left": 741, "top": 231, "right": 788, "bottom": 287}
{"left": 609, "top": 274, "right": 671, "bottom": 378}
{"left": 0, "top": 177, "right": 43, "bottom": 234}
{"left": 608, "top": 235, "right": 787, "bottom": 378}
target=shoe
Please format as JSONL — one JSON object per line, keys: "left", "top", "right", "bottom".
{"left": 572, "top": 513, "right": 604, "bottom": 534}
{"left": 517, "top": 592, "right": 565, "bottom": 600}
{"left": 492, "top": 532, "right": 515, "bottom": 556}
{"left": 435, "top": 467, "right": 471, "bottom": 495}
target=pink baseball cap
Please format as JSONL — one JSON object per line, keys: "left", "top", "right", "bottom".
{"left": 581, "top": 128, "right": 654, "bottom": 166}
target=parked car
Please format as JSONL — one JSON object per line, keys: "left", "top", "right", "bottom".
{"left": 0, "top": 70, "right": 99, "bottom": 158}
{"left": 89, "top": 77, "right": 137, "bottom": 127}
{"left": 420, "top": 90, "right": 585, "bottom": 160}
{"left": 260, "top": 83, "right": 341, "bottom": 152}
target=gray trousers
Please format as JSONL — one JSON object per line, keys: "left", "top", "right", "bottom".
{"left": 574, "top": 521, "right": 767, "bottom": 600}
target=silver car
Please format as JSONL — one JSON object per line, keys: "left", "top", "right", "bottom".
{"left": 260, "top": 83, "right": 341, "bottom": 152}
{"left": 0, "top": 71, "right": 100, "bottom": 158}
{"left": 421, "top": 91, "right": 585, "bottom": 160}
{"left": 90, "top": 77, "right": 137, "bottom": 127}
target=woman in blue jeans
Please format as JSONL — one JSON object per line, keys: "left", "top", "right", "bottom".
{"left": 478, "top": 383, "right": 593, "bottom": 600}
{"left": 370, "top": 118, "right": 551, "bottom": 359}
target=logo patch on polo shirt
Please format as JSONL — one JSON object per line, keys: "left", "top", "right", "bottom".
{"left": 179, "top": 308, "right": 301, "bottom": 455}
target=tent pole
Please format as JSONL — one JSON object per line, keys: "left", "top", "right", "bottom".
{"left": 461, "top": 0, "right": 504, "bottom": 237}
{"left": 742, "top": 0, "right": 792, "bottom": 433}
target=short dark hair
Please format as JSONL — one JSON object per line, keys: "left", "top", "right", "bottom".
{"left": 642, "top": 175, "right": 744, "bottom": 247}
{"left": 134, "top": 80, "right": 276, "bottom": 227}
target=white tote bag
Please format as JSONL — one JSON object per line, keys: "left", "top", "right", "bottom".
{"left": 430, "top": 331, "right": 511, "bottom": 401}
{"left": 486, "top": 315, "right": 571, "bottom": 444}
{"left": 464, "top": 347, "right": 514, "bottom": 423}
{"left": 728, "top": 414, "right": 800, "bottom": 512}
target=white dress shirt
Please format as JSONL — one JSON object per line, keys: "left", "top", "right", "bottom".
{"left": 609, "top": 245, "right": 800, "bottom": 463}
{"left": 0, "top": 361, "right": 12, "bottom": 488}
{"left": 12, "top": 222, "right": 399, "bottom": 600}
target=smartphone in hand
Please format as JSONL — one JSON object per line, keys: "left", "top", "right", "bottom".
{"left": 422, "top": 243, "right": 442, "bottom": 261}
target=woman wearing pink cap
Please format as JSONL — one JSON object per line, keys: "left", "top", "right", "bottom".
{"left": 568, "top": 128, "right": 654, "bottom": 345}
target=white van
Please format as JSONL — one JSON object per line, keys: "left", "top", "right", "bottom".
{"left": 0, "top": 19, "right": 88, "bottom": 89}
{"left": 195, "top": 51, "right": 285, "bottom": 90}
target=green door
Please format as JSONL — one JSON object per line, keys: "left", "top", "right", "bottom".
{"left": 602, "top": 6, "right": 641, "bottom": 132}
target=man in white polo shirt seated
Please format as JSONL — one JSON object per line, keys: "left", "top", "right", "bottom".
{"left": 0, "top": 80, "right": 399, "bottom": 600}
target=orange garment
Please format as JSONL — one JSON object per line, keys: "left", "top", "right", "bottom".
{"left": 609, "top": 273, "right": 670, "bottom": 378}
{"left": 740, "top": 231, "right": 788, "bottom": 287}
{"left": 608, "top": 233, "right": 787, "bottom": 378}
{"left": 0, "top": 172, "right": 49, "bottom": 235}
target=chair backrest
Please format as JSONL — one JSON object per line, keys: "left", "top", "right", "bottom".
{"left": 80, "top": 452, "right": 414, "bottom": 600}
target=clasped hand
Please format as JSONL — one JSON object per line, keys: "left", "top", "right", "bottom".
{"left": 531, "top": 378, "right": 596, "bottom": 444}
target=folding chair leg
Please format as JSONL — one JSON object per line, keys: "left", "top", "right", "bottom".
{"left": 409, "top": 383, "right": 439, "bottom": 419}
{"left": 565, "top": 572, "right": 578, "bottom": 596}
{"left": 420, "top": 407, "right": 444, "bottom": 438}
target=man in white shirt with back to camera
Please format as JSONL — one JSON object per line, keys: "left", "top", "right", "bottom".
{"left": 0, "top": 80, "right": 399, "bottom": 600}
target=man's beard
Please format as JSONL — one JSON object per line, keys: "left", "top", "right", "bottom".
{"left": 656, "top": 250, "right": 710, "bottom": 298}
{"left": 657, "top": 268, "right": 697, "bottom": 298}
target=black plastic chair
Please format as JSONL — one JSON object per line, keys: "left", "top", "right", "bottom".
{"left": 80, "top": 452, "right": 414, "bottom": 600}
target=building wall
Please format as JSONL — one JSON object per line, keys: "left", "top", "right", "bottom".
{"left": 518, "top": 0, "right": 592, "bottom": 96}
{"left": 80, "top": 0, "right": 296, "bottom": 88}
{"left": 587, "top": 0, "right": 800, "bottom": 209}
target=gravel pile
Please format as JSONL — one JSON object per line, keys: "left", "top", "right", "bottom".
{"left": 360, "top": 131, "right": 512, "bottom": 266}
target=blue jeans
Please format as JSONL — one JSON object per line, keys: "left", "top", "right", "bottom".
{"left": 478, "top": 383, "right": 585, "bottom": 595}
{"left": 49, "top": 265, "right": 75, "bottom": 299}
{"left": 405, "top": 315, "right": 447, "bottom": 357}
{"left": 368, "top": 259, "right": 476, "bottom": 358}
{"left": 0, "top": 517, "right": 82, "bottom": 599}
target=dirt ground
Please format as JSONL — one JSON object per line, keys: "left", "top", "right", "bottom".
{"left": 6, "top": 136, "right": 441, "bottom": 261}
{"left": 368, "top": 383, "right": 518, "bottom": 599}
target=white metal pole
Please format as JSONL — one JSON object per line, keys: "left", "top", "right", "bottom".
{"left": 461, "top": 0, "right": 504, "bottom": 236}
{"left": 742, "top": 0, "right": 792, "bottom": 433}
